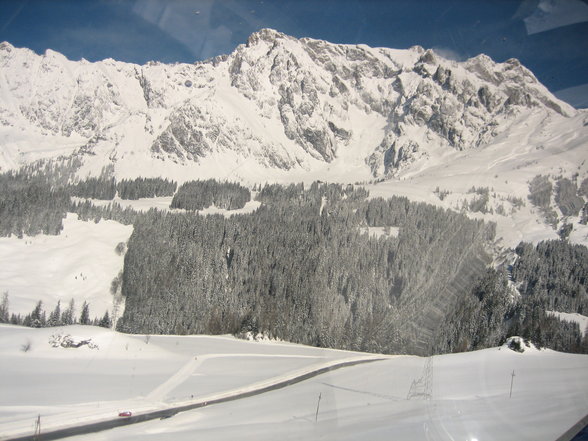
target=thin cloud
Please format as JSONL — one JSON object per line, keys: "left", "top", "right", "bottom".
{"left": 432, "top": 46, "right": 465, "bottom": 62}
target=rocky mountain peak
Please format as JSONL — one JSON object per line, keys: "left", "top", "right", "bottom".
{"left": 0, "top": 41, "right": 14, "bottom": 52}
{"left": 246, "top": 28, "right": 290, "bottom": 47}
{"left": 0, "top": 30, "right": 578, "bottom": 179}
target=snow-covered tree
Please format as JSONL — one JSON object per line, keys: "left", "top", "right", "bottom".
{"left": 61, "top": 299, "right": 75, "bottom": 325}
{"left": 79, "top": 301, "right": 90, "bottom": 325}
{"left": 98, "top": 310, "right": 112, "bottom": 328}
{"left": 47, "top": 300, "right": 62, "bottom": 327}
{"left": 0, "top": 292, "right": 9, "bottom": 323}
{"left": 30, "top": 300, "right": 45, "bottom": 328}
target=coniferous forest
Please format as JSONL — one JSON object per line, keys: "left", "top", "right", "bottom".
{"left": 118, "top": 182, "right": 494, "bottom": 355}
{"left": 0, "top": 167, "right": 587, "bottom": 355}
{"left": 0, "top": 171, "right": 70, "bottom": 237}
{"left": 170, "top": 179, "right": 250, "bottom": 211}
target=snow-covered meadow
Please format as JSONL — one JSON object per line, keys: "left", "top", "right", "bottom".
{"left": 0, "top": 213, "right": 132, "bottom": 317}
{"left": 0, "top": 324, "right": 375, "bottom": 440}
{"left": 0, "top": 324, "right": 586, "bottom": 441}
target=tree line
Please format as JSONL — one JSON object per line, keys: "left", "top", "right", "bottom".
{"left": 70, "top": 176, "right": 177, "bottom": 200}
{"left": 170, "top": 179, "right": 250, "bottom": 211}
{"left": 0, "top": 292, "right": 112, "bottom": 329}
{"left": 0, "top": 171, "right": 251, "bottom": 238}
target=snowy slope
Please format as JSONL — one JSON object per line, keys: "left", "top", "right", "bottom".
{"left": 1, "top": 324, "right": 585, "bottom": 441}
{"left": 0, "top": 213, "right": 132, "bottom": 318}
{"left": 0, "top": 324, "right": 375, "bottom": 440}
{"left": 74, "top": 348, "right": 588, "bottom": 441}
{"left": 366, "top": 109, "right": 588, "bottom": 249}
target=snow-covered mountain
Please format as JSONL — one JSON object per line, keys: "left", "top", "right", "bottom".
{"left": 0, "top": 28, "right": 581, "bottom": 183}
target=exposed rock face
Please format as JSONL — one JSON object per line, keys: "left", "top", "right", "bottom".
{"left": 0, "top": 29, "right": 575, "bottom": 177}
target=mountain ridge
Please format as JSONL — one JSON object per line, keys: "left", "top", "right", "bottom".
{"left": 0, "top": 29, "right": 578, "bottom": 182}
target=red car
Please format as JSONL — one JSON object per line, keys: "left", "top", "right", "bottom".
{"left": 118, "top": 411, "right": 132, "bottom": 417}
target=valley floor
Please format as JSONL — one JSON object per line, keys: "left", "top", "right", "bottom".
{"left": 0, "top": 324, "right": 586, "bottom": 441}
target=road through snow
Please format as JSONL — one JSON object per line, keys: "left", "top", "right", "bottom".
{"left": 1, "top": 355, "right": 385, "bottom": 441}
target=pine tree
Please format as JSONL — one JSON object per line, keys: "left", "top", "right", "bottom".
{"left": 0, "top": 292, "right": 9, "bottom": 323}
{"left": 30, "top": 300, "right": 45, "bottom": 328}
{"left": 47, "top": 300, "right": 62, "bottom": 327}
{"left": 10, "top": 313, "right": 21, "bottom": 325}
{"left": 98, "top": 310, "right": 112, "bottom": 328}
{"left": 79, "top": 301, "right": 90, "bottom": 325}
{"left": 61, "top": 299, "right": 75, "bottom": 325}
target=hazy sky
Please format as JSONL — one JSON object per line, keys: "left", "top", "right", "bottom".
{"left": 1, "top": 0, "right": 587, "bottom": 107}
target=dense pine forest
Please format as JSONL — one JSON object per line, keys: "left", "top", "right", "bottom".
{"left": 0, "top": 167, "right": 587, "bottom": 355}
{"left": 435, "top": 263, "right": 588, "bottom": 354}
{"left": 118, "top": 183, "right": 494, "bottom": 354}
{"left": 0, "top": 170, "right": 70, "bottom": 237}
{"left": 171, "top": 179, "right": 250, "bottom": 210}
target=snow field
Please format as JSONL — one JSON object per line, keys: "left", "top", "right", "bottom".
{"left": 1, "top": 323, "right": 586, "bottom": 441}
{"left": 0, "top": 324, "right": 374, "bottom": 440}
{"left": 61, "top": 343, "right": 588, "bottom": 441}
{"left": 0, "top": 213, "right": 132, "bottom": 317}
